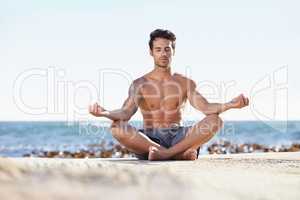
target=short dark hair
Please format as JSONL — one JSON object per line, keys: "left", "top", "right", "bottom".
{"left": 149, "top": 29, "right": 176, "bottom": 50}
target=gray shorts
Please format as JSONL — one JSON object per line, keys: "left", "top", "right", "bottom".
{"left": 135, "top": 126, "right": 200, "bottom": 160}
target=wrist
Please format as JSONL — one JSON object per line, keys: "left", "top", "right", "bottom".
{"left": 224, "top": 102, "right": 233, "bottom": 110}
{"left": 100, "top": 110, "right": 109, "bottom": 117}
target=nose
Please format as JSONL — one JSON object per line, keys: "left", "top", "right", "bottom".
{"left": 161, "top": 50, "right": 167, "bottom": 56}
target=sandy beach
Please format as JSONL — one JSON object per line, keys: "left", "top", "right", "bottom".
{"left": 0, "top": 152, "right": 299, "bottom": 200}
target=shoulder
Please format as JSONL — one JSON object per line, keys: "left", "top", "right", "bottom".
{"left": 173, "top": 73, "right": 196, "bottom": 88}
{"left": 132, "top": 76, "right": 147, "bottom": 86}
{"left": 129, "top": 76, "right": 147, "bottom": 92}
{"left": 173, "top": 73, "right": 193, "bottom": 82}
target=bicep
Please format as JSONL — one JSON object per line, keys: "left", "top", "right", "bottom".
{"left": 187, "top": 80, "right": 208, "bottom": 110}
{"left": 121, "top": 82, "right": 139, "bottom": 115}
{"left": 121, "top": 96, "right": 138, "bottom": 115}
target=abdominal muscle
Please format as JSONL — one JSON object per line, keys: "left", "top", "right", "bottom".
{"left": 141, "top": 109, "right": 182, "bottom": 129}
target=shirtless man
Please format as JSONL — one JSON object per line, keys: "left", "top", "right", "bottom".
{"left": 89, "top": 29, "right": 249, "bottom": 160}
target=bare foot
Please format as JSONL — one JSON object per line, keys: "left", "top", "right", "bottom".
{"left": 173, "top": 149, "right": 198, "bottom": 160}
{"left": 148, "top": 146, "right": 171, "bottom": 161}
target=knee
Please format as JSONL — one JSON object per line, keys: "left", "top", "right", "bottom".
{"left": 205, "top": 114, "right": 223, "bottom": 133}
{"left": 110, "top": 121, "right": 130, "bottom": 141}
{"left": 207, "top": 114, "right": 223, "bottom": 125}
{"left": 110, "top": 121, "right": 124, "bottom": 138}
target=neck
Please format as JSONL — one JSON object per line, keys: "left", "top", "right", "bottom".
{"left": 152, "top": 66, "right": 172, "bottom": 80}
{"left": 154, "top": 65, "right": 171, "bottom": 73}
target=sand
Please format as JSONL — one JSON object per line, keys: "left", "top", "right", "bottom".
{"left": 0, "top": 152, "right": 299, "bottom": 200}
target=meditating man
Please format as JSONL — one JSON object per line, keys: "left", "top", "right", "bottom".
{"left": 89, "top": 29, "right": 249, "bottom": 160}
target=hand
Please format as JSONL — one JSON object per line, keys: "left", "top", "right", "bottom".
{"left": 89, "top": 102, "right": 107, "bottom": 117}
{"left": 229, "top": 94, "right": 249, "bottom": 109}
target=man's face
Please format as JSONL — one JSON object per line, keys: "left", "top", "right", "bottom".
{"left": 150, "top": 38, "right": 174, "bottom": 68}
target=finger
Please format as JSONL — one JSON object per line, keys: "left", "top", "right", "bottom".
{"left": 97, "top": 105, "right": 101, "bottom": 114}
{"left": 244, "top": 97, "right": 247, "bottom": 105}
{"left": 93, "top": 103, "right": 98, "bottom": 113}
{"left": 242, "top": 94, "right": 247, "bottom": 103}
{"left": 244, "top": 97, "right": 247, "bottom": 106}
{"left": 230, "top": 98, "right": 236, "bottom": 103}
{"left": 241, "top": 95, "right": 246, "bottom": 106}
{"left": 246, "top": 97, "right": 249, "bottom": 105}
{"left": 244, "top": 96, "right": 248, "bottom": 105}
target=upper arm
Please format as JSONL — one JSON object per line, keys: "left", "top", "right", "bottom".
{"left": 187, "top": 79, "right": 209, "bottom": 111}
{"left": 121, "top": 80, "right": 140, "bottom": 118}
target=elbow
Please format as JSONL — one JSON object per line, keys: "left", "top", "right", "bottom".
{"left": 120, "top": 109, "right": 131, "bottom": 121}
{"left": 121, "top": 115, "right": 131, "bottom": 121}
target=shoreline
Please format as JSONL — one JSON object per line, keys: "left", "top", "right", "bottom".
{"left": 14, "top": 142, "right": 300, "bottom": 158}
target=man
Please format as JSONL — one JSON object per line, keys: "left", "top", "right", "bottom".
{"left": 89, "top": 29, "right": 249, "bottom": 160}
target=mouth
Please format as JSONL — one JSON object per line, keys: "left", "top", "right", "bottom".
{"left": 160, "top": 58, "right": 169, "bottom": 61}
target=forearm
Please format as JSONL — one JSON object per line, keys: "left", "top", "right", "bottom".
{"left": 188, "top": 83, "right": 247, "bottom": 116}
{"left": 101, "top": 109, "right": 131, "bottom": 121}
{"left": 202, "top": 102, "right": 232, "bottom": 115}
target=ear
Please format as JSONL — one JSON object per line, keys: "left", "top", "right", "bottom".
{"left": 149, "top": 49, "right": 153, "bottom": 56}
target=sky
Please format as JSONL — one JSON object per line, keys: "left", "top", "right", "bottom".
{"left": 0, "top": 0, "right": 299, "bottom": 121}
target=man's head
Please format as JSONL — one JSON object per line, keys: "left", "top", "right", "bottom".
{"left": 149, "top": 29, "right": 176, "bottom": 68}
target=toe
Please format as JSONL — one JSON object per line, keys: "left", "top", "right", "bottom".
{"left": 185, "top": 149, "right": 198, "bottom": 160}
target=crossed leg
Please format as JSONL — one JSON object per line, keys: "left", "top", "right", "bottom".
{"left": 110, "top": 114, "right": 223, "bottom": 161}
{"left": 149, "top": 114, "right": 223, "bottom": 160}
{"left": 110, "top": 121, "right": 165, "bottom": 155}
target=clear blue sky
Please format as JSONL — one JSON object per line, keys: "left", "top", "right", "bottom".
{"left": 1, "top": 0, "right": 299, "bottom": 121}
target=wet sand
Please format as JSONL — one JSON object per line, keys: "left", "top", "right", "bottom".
{"left": 0, "top": 152, "right": 299, "bottom": 200}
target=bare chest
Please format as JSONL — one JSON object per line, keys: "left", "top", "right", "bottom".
{"left": 139, "top": 80, "right": 187, "bottom": 110}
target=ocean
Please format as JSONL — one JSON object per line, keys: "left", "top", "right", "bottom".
{"left": 0, "top": 121, "right": 300, "bottom": 157}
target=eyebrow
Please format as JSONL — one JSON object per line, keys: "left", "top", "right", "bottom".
{"left": 154, "top": 47, "right": 170, "bottom": 50}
